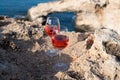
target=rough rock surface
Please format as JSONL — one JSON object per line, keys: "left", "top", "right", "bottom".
{"left": 27, "top": 0, "right": 120, "bottom": 34}
{"left": 0, "top": 16, "right": 120, "bottom": 80}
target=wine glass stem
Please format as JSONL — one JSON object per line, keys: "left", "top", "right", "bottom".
{"left": 57, "top": 49, "right": 61, "bottom": 63}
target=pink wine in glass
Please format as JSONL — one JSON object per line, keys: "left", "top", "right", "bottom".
{"left": 52, "top": 34, "right": 69, "bottom": 49}
{"left": 45, "top": 25, "right": 60, "bottom": 37}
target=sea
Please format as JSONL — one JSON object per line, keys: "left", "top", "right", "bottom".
{"left": 0, "top": 0, "right": 75, "bottom": 31}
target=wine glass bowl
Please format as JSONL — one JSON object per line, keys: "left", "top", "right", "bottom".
{"left": 52, "top": 34, "right": 69, "bottom": 49}
{"left": 44, "top": 24, "right": 60, "bottom": 37}
{"left": 44, "top": 17, "right": 60, "bottom": 37}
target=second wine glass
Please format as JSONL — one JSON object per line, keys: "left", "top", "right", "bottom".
{"left": 52, "top": 26, "right": 69, "bottom": 71}
{"left": 44, "top": 17, "right": 60, "bottom": 57}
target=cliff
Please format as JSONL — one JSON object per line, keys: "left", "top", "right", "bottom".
{"left": 0, "top": 16, "right": 120, "bottom": 80}
{"left": 27, "top": 0, "right": 120, "bottom": 34}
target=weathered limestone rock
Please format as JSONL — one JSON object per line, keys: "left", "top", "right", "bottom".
{"left": 95, "top": 28, "right": 120, "bottom": 58}
{"left": 27, "top": 0, "right": 94, "bottom": 20}
{"left": 66, "top": 28, "right": 120, "bottom": 80}
{"left": 27, "top": 0, "right": 120, "bottom": 34}
{"left": 0, "top": 17, "right": 120, "bottom": 80}
{"left": 76, "top": 2, "right": 120, "bottom": 33}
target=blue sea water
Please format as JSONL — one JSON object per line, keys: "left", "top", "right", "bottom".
{"left": 0, "top": 0, "right": 75, "bottom": 31}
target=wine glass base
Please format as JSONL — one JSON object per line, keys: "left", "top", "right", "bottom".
{"left": 45, "top": 49, "right": 58, "bottom": 57}
{"left": 53, "top": 62, "right": 68, "bottom": 71}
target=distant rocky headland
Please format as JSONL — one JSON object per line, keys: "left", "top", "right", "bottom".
{"left": 27, "top": 0, "right": 120, "bottom": 34}
{"left": 0, "top": 0, "right": 120, "bottom": 80}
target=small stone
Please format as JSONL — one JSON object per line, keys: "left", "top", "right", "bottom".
{"left": 31, "top": 41, "right": 41, "bottom": 53}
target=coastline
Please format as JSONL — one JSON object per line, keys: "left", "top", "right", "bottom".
{"left": 1, "top": 0, "right": 120, "bottom": 79}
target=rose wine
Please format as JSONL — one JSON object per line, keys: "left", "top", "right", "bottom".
{"left": 44, "top": 25, "right": 60, "bottom": 36}
{"left": 52, "top": 34, "right": 69, "bottom": 49}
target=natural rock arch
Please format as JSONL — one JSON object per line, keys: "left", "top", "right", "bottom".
{"left": 27, "top": 0, "right": 120, "bottom": 34}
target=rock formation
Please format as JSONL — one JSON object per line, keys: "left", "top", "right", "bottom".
{"left": 27, "top": 0, "right": 120, "bottom": 34}
{"left": 0, "top": 16, "right": 120, "bottom": 80}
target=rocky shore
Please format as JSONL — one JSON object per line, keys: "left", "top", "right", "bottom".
{"left": 0, "top": 15, "right": 120, "bottom": 80}
{"left": 0, "top": 0, "right": 120, "bottom": 80}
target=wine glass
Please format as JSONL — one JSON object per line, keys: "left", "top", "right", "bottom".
{"left": 51, "top": 26, "right": 69, "bottom": 71}
{"left": 44, "top": 17, "right": 60, "bottom": 57}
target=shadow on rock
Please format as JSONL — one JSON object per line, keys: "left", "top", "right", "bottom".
{"left": 0, "top": 33, "right": 73, "bottom": 80}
